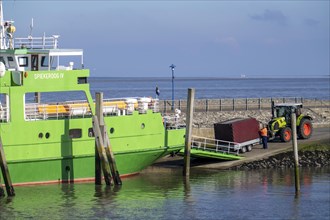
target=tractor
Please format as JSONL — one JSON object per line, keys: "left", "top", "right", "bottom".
{"left": 267, "top": 102, "right": 313, "bottom": 142}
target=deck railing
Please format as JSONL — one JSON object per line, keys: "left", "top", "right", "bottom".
{"left": 23, "top": 98, "right": 160, "bottom": 121}
{"left": 14, "top": 35, "right": 60, "bottom": 49}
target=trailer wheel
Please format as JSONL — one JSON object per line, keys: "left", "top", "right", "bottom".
{"left": 280, "top": 127, "right": 292, "bottom": 142}
{"left": 240, "top": 146, "right": 247, "bottom": 153}
{"left": 246, "top": 145, "right": 252, "bottom": 152}
{"left": 298, "top": 119, "right": 313, "bottom": 139}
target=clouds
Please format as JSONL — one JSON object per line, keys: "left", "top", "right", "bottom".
{"left": 250, "top": 9, "right": 288, "bottom": 26}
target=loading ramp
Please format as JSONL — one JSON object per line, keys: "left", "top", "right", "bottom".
{"left": 180, "top": 136, "right": 248, "bottom": 161}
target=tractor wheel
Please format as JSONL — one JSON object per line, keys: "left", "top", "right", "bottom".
{"left": 280, "top": 127, "right": 292, "bottom": 142}
{"left": 298, "top": 119, "right": 313, "bottom": 139}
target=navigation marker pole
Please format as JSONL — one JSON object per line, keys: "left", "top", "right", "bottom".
{"left": 291, "top": 110, "right": 300, "bottom": 195}
{"left": 169, "top": 64, "right": 176, "bottom": 111}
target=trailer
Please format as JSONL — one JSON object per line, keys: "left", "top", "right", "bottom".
{"left": 191, "top": 136, "right": 260, "bottom": 156}
{"left": 214, "top": 117, "right": 261, "bottom": 153}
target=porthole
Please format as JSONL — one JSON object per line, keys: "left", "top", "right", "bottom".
{"left": 110, "top": 127, "right": 115, "bottom": 134}
{"left": 88, "top": 128, "right": 94, "bottom": 137}
{"left": 38, "top": 133, "right": 43, "bottom": 139}
{"left": 45, "top": 132, "right": 50, "bottom": 139}
{"left": 141, "top": 123, "right": 145, "bottom": 129}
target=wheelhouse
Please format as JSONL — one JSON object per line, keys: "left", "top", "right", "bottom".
{"left": 0, "top": 36, "right": 84, "bottom": 72}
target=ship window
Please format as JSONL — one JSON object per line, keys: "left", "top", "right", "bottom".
{"left": 0, "top": 56, "right": 7, "bottom": 67}
{"left": 41, "top": 56, "right": 49, "bottom": 67}
{"left": 0, "top": 93, "right": 9, "bottom": 123}
{"left": 18, "top": 57, "right": 28, "bottom": 67}
{"left": 69, "top": 129, "right": 82, "bottom": 139}
{"left": 7, "top": 56, "right": 15, "bottom": 68}
{"left": 88, "top": 128, "right": 94, "bottom": 137}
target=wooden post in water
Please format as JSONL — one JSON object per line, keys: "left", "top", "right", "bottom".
{"left": 95, "top": 93, "right": 103, "bottom": 185}
{"left": 183, "top": 88, "right": 195, "bottom": 177}
{"left": 94, "top": 92, "right": 122, "bottom": 186}
{"left": 0, "top": 137, "right": 15, "bottom": 196}
{"left": 291, "top": 110, "right": 300, "bottom": 194}
{"left": 102, "top": 125, "right": 122, "bottom": 185}
{"left": 93, "top": 116, "right": 112, "bottom": 185}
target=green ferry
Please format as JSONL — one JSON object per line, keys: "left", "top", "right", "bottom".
{"left": 0, "top": 2, "right": 185, "bottom": 185}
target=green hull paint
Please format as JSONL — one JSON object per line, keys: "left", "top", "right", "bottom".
{"left": 180, "top": 149, "right": 242, "bottom": 160}
{"left": 0, "top": 70, "right": 186, "bottom": 185}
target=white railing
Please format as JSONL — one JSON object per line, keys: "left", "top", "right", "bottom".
{"left": 24, "top": 98, "right": 160, "bottom": 121}
{"left": 191, "top": 136, "right": 241, "bottom": 155}
{"left": 25, "top": 102, "right": 92, "bottom": 121}
{"left": 14, "top": 35, "right": 60, "bottom": 49}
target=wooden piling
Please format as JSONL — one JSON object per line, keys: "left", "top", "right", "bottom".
{"left": 93, "top": 116, "right": 112, "bottom": 185}
{"left": 183, "top": 88, "right": 195, "bottom": 177}
{"left": 291, "top": 111, "right": 300, "bottom": 194}
{"left": 0, "top": 137, "right": 15, "bottom": 196}
{"left": 95, "top": 93, "right": 103, "bottom": 185}
{"left": 94, "top": 92, "right": 122, "bottom": 186}
{"left": 102, "top": 125, "right": 122, "bottom": 185}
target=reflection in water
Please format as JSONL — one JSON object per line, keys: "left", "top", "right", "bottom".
{"left": 0, "top": 166, "right": 329, "bottom": 219}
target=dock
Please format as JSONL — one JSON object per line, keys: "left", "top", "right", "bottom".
{"left": 154, "top": 127, "right": 330, "bottom": 170}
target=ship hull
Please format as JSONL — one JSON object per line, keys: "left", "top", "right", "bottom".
{"left": 1, "top": 111, "right": 185, "bottom": 186}
{"left": 5, "top": 146, "right": 182, "bottom": 185}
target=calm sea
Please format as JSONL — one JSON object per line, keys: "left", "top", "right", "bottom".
{"left": 89, "top": 77, "right": 330, "bottom": 100}
{"left": 1, "top": 166, "right": 329, "bottom": 219}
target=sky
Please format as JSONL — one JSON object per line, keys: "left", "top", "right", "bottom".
{"left": 3, "top": 0, "right": 330, "bottom": 78}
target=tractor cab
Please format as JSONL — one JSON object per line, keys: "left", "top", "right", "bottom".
{"left": 272, "top": 103, "right": 303, "bottom": 124}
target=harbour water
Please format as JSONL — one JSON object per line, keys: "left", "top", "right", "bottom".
{"left": 1, "top": 166, "right": 329, "bottom": 219}
{"left": 89, "top": 77, "right": 330, "bottom": 100}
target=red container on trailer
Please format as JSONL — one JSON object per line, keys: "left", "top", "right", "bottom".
{"left": 214, "top": 118, "right": 259, "bottom": 143}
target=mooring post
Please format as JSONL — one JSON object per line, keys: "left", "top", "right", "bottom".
{"left": 93, "top": 116, "right": 112, "bottom": 185}
{"left": 95, "top": 93, "right": 103, "bottom": 185}
{"left": 0, "top": 137, "right": 15, "bottom": 196}
{"left": 103, "top": 125, "right": 122, "bottom": 185}
{"left": 291, "top": 110, "right": 300, "bottom": 194}
{"left": 183, "top": 88, "right": 195, "bottom": 177}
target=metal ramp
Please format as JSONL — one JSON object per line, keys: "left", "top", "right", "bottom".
{"left": 180, "top": 136, "right": 244, "bottom": 161}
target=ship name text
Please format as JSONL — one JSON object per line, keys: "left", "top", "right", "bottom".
{"left": 34, "top": 73, "right": 64, "bottom": 80}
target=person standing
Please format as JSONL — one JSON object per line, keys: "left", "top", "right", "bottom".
{"left": 260, "top": 125, "right": 268, "bottom": 149}
{"left": 155, "top": 86, "right": 160, "bottom": 98}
